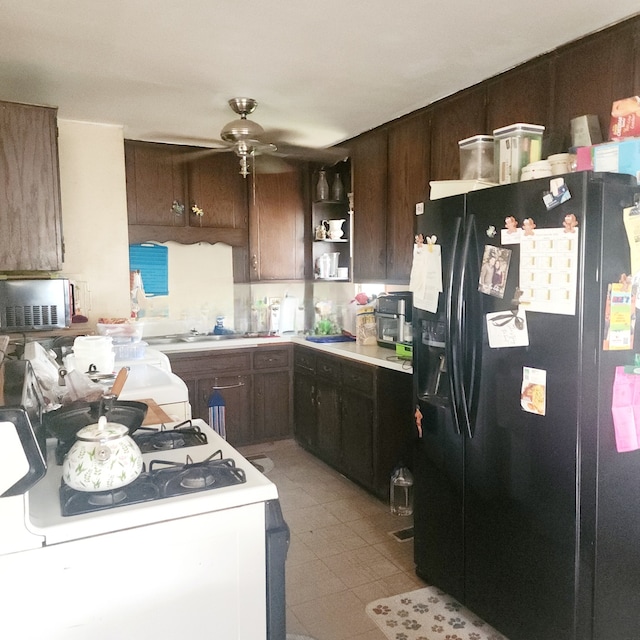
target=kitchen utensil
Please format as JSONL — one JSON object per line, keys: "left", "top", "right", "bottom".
{"left": 43, "top": 399, "right": 148, "bottom": 443}
{"left": 62, "top": 415, "right": 143, "bottom": 491}
{"left": 110, "top": 367, "right": 129, "bottom": 397}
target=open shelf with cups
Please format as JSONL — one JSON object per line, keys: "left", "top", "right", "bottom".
{"left": 312, "top": 162, "right": 352, "bottom": 281}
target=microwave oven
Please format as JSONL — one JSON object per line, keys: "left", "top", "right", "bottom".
{"left": 375, "top": 292, "right": 413, "bottom": 349}
{"left": 0, "top": 278, "right": 71, "bottom": 331}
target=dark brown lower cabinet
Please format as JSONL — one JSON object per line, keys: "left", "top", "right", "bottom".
{"left": 168, "top": 345, "right": 292, "bottom": 448}
{"left": 293, "top": 345, "right": 413, "bottom": 500}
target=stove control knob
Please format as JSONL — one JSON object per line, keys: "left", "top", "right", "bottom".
{"left": 95, "top": 445, "right": 111, "bottom": 461}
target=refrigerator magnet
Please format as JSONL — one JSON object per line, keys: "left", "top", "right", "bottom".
{"left": 521, "top": 366, "right": 547, "bottom": 416}
{"left": 501, "top": 216, "right": 523, "bottom": 244}
{"left": 478, "top": 245, "right": 512, "bottom": 299}
{"left": 543, "top": 178, "right": 571, "bottom": 210}
{"left": 486, "top": 310, "right": 529, "bottom": 348}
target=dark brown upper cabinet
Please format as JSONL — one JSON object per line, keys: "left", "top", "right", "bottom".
{"left": 429, "top": 85, "right": 487, "bottom": 182}
{"left": 387, "top": 110, "right": 431, "bottom": 282}
{"left": 246, "top": 167, "right": 307, "bottom": 281}
{"left": 0, "top": 100, "right": 63, "bottom": 271}
{"left": 552, "top": 21, "right": 637, "bottom": 151}
{"left": 485, "top": 57, "right": 554, "bottom": 147}
{"left": 350, "top": 128, "right": 388, "bottom": 282}
{"left": 125, "top": 140, "right": 247, "bottom": 246}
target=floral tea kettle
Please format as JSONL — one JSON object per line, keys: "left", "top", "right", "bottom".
{"left": 62, "top": 415, "right": 143, "bottom": 491}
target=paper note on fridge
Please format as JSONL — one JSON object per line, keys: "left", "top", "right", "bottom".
{"left": 611, "top": 366, "right": 640, "bottom": 452}
{"left": 486, "top": 310, "right": 530, "bottom": 348}
{"left": 410, "top": 243, "right": 442, "bottom": 313}
{"left": 518, "top": 227, "right": 579, "bottom": 315}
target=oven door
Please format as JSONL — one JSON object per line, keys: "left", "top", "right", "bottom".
{"left": 0, "top": 408, "right": 46, "bottom": 496}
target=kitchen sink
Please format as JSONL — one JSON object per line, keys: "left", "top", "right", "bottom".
{"left": 180, "top": 333, "right": 242, "bottom": 342}
{"left": 144, "top": 333, "right": 245, "bottom": 345}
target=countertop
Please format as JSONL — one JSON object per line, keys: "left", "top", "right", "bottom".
{"left": 151, "top": 335, "right": 413, "bottom": 374}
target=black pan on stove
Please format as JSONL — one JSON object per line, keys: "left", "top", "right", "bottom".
{"left": 43, "top": 400, "right": 148, "bottom": 443}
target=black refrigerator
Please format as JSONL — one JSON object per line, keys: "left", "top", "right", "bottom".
{"left": 412, "top": 171, "right": 640, "bottom": 640}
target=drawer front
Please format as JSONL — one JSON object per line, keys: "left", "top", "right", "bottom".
{"left": 316, "top": 354, "right": 341, "bottom": 381}
{"left": 169, "top": 350, "right": 252, "bottom": 375}
{"left": 294, "top": 347, "right": 316, "bottom": 373}
{"left": 341, "top": 361, "right": 374, "bottom": 394}
{"left": 254, "top": 347, "right": 291, "bottom": 370}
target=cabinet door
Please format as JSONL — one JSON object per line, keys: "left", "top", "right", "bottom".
{"left": 387, "top": 111, "right": 431, "bottom": 282}
{"left": 0, "top": 101, "right": 63, "bottom": 271}
{"left": 254, "top": 370, "right": 292, "bottom": 442}
{"left": 341, "top": 388, "right": 374, "bottom": 489}
{"left": 351, "top": 128, "right": 388, "bottom": 282}
{"left": 253, "top": 346, "right": 292, "bottom": 441}
{"left": 248, "top": 168, "right": 307, "bottom": 281}
{"left": 485, "top": 58, "right": 553, "bottom": 145}
{"left": 429, "top": 86, "right": 486, "bottom": 181}
{"left": 187, "top": 153, "right": 248, "bottom": 229}
{"left": 198, "top": 374, "right": 252, "bottom": 446}
{"left": 294, "top": 371, "right": 317, "bottom": 451}
{"left": 125, "top": 141, "right": 188, "bottom": 226}
{"left": 316, "top": 377, "right": 342, "bottom": 465}
{"left": 552, "top": 22, "right": 636, "bottom": 151}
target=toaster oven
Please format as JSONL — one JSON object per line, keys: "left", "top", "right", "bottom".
{"left": 375, "top": 291, "right": 413, "bottom": 348}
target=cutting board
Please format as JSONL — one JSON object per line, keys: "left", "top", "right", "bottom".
{"left": 138, "top": 398, "right": 174, "bottom": 426}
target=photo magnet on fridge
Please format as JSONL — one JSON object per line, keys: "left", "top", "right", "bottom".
{"left": 478, "top": 245, "right": 512, "bottom": 298}
{"left": 543, "top": 178, "right": 571, "bottom": 210}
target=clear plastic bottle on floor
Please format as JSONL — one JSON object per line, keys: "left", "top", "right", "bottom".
{"left": 390, "top": 465, "right": 414, "bottom": 516}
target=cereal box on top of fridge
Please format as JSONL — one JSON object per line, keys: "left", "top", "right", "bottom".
{"left": 610, "top": 96, "right": 640, "bottom": 140}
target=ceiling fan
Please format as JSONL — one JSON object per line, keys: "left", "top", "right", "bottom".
{"left": 180, "top": 97, "right": 349, "bottom": 177}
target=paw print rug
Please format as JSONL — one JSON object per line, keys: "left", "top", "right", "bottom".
{"left": 365, "top": 585, "right": 507, "bottom": 640}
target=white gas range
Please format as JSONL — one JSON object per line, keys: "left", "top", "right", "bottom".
{"left": 0, "top": 360, "right": 288, "bottom": 640}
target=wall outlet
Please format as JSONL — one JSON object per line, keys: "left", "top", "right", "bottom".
{"left": 415, "top": 202, "right": 424, "bottom": 215}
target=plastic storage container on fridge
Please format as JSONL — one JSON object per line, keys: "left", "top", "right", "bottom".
{"left": 493, "top": 123, "right": 545, "bottom": 184}
{"left": 458, "top": 135, "right": 495, "bottom": 180}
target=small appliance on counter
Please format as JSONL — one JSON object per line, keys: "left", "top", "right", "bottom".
{"left": 0, "top": 278, "right": 71, "bottom": 331}
{"left": 375, "top": 291, "right": 413, "bottom": 349}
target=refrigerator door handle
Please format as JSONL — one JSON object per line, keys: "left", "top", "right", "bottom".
{"left": 455, "top": 213, "right": 481, "bottom": 439}
{"left": 446, "top": 217, "right": 463, "bottom": 436}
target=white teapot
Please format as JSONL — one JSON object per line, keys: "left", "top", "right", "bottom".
{"left": 62, "top": 416, "right": 143, "bottom": 492}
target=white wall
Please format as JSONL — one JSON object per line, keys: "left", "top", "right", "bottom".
{"left": 57, "top": 120, "right": 131, "bottom": 324}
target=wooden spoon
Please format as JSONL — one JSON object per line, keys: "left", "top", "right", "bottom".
{"left": 110, "top": 367, "right": 129, "bottom": 398}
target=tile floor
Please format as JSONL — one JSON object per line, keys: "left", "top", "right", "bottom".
{"left": 238, "top": 438, "right": 427, "bottom": 640}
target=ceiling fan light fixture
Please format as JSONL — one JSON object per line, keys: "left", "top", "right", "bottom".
{"left": 220, "top": 117, "right": 265, "bottom": 143}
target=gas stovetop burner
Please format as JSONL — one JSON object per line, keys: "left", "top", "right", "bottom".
{"left": 59, "top": 451, "right": 246, "bottom": 516}
{"left": 133, "top": 420, "right": 208, "bottom": 453}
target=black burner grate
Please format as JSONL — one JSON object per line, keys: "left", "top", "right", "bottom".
{"left": 59, "top": 451, "right": 246, "bottom": 516}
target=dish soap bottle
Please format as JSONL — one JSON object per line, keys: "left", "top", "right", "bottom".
{"left": 390, "top": 465, "right": 414, "bottom": 516}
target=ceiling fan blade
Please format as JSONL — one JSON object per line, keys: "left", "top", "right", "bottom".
{"left": 271, "top": 142, "right": 349, "bottom": 165}
{"left": 173, "top": 146, "right": 232, "bottom": 164}
{"left": 252, "top": 154, "right": 294, "bottom": 174}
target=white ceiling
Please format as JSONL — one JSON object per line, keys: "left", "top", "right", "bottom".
{"left": 1, "top": 1, "right": 639, "bottom": 151}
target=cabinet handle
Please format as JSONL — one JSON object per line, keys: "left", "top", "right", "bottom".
{"left": 251, "top": 255, "right": 258, "bottom": 271}
{"left": 210, "top": 377, "right": 245, "bottom": 390}
{"left": 316, "top": 388, "right": 321, "bottom": 407}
